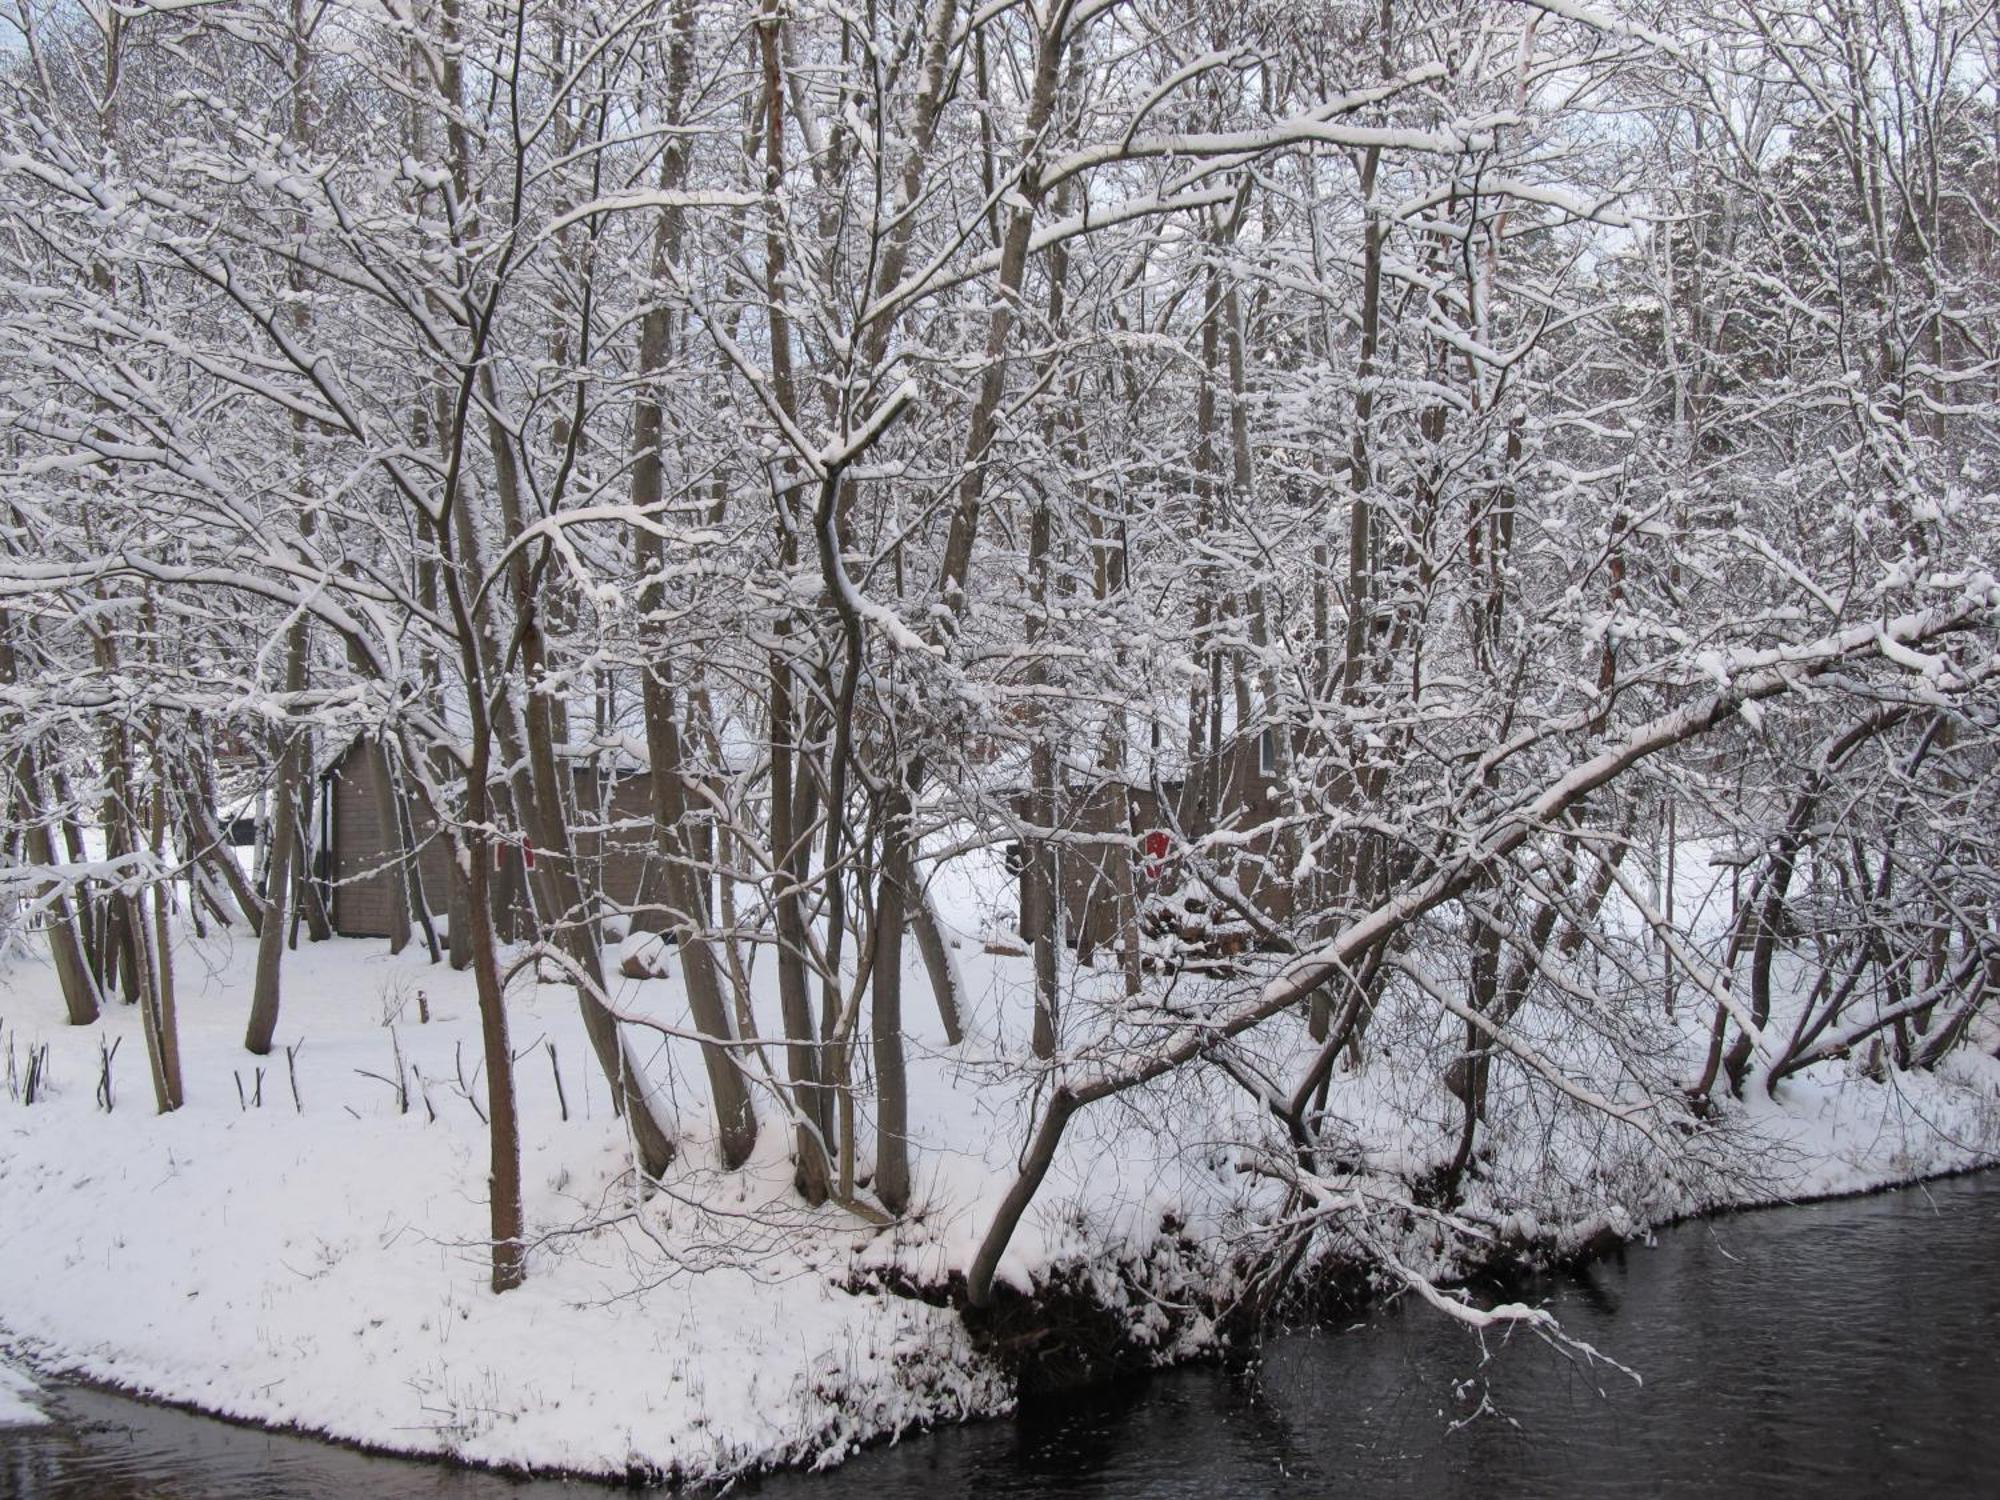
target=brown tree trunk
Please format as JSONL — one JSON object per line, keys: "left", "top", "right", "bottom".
{"left": 751, "top": 0, "right": 830, "bottom": 1194}
{"left": 140, "top": 602, "right": 183, "bottom": 1108}
{"left": 1025, "top": 489, "right": 1061, "bottom": 1059}
{"left": 363, "top": 733, "right": 415, "bottom": 957}
{"left": 14, "top": 753, "right": 99, "bottom": 1026}
{"left": 619, "top": 0, "right": 765, "bottom": 1169}
{"left": 871, "top": 794, "right": 914, "bottom": 1214}
{"left": 640, "top": 659, "right": 762, "bottom": 1171}
{"left": 463, "top": 790, "right": 524, "bottom": 1291}
{"left": 480, "top": 371, "right": 681, "bottom": 1178}
{"left": 184, "top": 761, "right": 263, "bottom": 933}
{"left": 1, "top": 606, "right": 98, "bottom": 1022}
{"left": 291, "top": 774, "right": 332, "bottom": 944}
{"left": 243, "top": 616, "right": 309, "bottom": 1056}
{"left": 908, "top": 883, "right": 964, "bottom": 1046}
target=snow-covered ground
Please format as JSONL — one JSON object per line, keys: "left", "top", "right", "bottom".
{"left": 0, "top": 924, "right": 1016, "bottom": 1480}
{"left": 0, "top": 1357, "right": 46, "bottom": 1427}
{"left": 2, "top": 845, "right": 1998, "bottom": 1482}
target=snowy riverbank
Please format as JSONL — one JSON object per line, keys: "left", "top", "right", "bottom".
{"left": 0, "top": 930, "right": 1011, "bottom": 1481}
{"left": 0, "top": 1357, "right": 47, "bottom": 1428}
{"left": 3, "top": 915, "right": 1999, "bottom": 1484}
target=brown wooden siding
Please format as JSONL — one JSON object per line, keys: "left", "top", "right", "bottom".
{"left": 327, "top": 741, "right": 397, "bottom": 938}
{"left": 327, "top": 743, "right": 676, "bottom": 940}
{"left": 1021, "top": 729, "right": 1301, "bottom": 953}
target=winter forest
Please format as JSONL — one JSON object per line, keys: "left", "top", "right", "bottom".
{"left": 3, "top": 0, "right": 2000, "bottom": 1483}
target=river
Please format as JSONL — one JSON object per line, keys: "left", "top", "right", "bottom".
{"left": 5, "top": 1171, "right": 1997, "bottom": 1497}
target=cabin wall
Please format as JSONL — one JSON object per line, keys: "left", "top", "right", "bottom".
{"left": 571, "top": 769, "right": 678, "bottom": 928}
{"left": 328, "top": 746, "right": 693, "bottom": 942}
{"left": 1218, "top": 734, "right": 1296, "bottom": 927}
{"left": 326, "top": 745, "right": 399, "bottom": 939}
{"left": 1023, "top": 731, "right": 1301, "bottom": 955}
{"left": 1051, "top": 784, "right": 1155, "bottom": 957}
{"left": 325, "top": 741, "right": 499, "bottom": 941}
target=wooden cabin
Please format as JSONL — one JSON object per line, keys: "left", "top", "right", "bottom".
{"left": 321, "top": 738, "right": 453, "bottom": 939}
{"left": 320, "top": 738, "right": 682, "bottom": 944}
{"left": 1017, "top": 726, "right": 1300, "bottom": 956}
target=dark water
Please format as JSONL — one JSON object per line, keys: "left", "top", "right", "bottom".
{"left": 7, "top": 1172, "right": 1999, "bottom": 1498}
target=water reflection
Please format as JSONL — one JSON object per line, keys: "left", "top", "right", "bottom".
{"left": 759, "top": 1173, "right": 2000, "bottom": 1498}
{"left": 0, "top": 1387, "right": 583, "bottom": 1500}
{"left": 5, "top": 1172, "right": 1997, "bottom": 1498}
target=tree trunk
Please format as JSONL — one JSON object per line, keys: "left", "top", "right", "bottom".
{"left": 464, "top": 813, "right": 524, "bottom": 1291}
{"left": 244, "top": 614, "right": 310, "bottom": 1056}
{"left": 621, "top": 33, "right": 766, "bottom": 1165}
{"left": 141, "top": 604, "right": 183, "bottom": 1108}
{"left": 292, "top": 773, "right": 332, "bottom": 943}
{"left": 641, "top": 659, "right": 762, "bottom": 1172}
{"left": 482, "top": 373, "right": 681, "bottom": 1179}
{"left": 908, "top": 880, "right": 965, "bottom": 1045}
{"left": 365, "top": 736, "right": 415, "bottom": 957}
{"left": 871, "top": 792, "right": 914, "bottom": 1214}
{"left": 14, "top": 753, "right": 99, "bottom": 1026}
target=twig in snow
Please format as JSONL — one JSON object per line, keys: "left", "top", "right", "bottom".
{"left": 547, "top": 1040, "right": 568, "bottom": 1122}
{"left": 234, "top": 1070, "right": 246, "bottom": 1111}
{"left": 285, "top": 1040, "right": 303, "bottom": 1113}
{"left": 358, "top": 1028, "right": 410, "bottom": 1114}
{"left": 354, "top": 1068, "right": 410, "bottom": 1114}
{"left": 509, "top": 1032, "right": 546, "bottom": 1065}
{"left": 96, "top": 1034, "right": 121, "bottom": 1112}
{"left": 410, "top": 1063, "right": 437, "bottom": 1123}
{"left": 452, "top": 1040, "right": 486, "bottom": 1124}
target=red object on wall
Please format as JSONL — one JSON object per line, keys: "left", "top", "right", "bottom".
{"left": 1142, "top": 830, "right": 1169, "bottom": 880}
